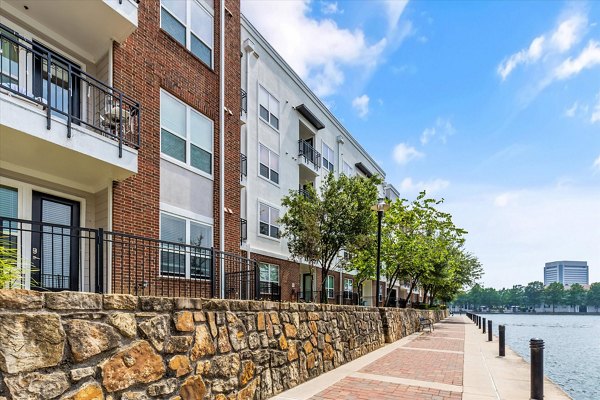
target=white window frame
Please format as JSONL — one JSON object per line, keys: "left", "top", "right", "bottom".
{"left": 160, "top": 89, "right": 214, "bottom": 179}
{"left": 160, "top": 0, "right": 214, "bottom": 68}
{"left": 159, "top": 210, "right": 213, "bottom": 280}
{"left": 326, "top": 275, "right": 335, "bottom": 299}
{"left": 258, "top": 143, "right": 280, "bottom": 185}
{"left": 322, "top": 142, "right": 334, "bottom": 172}
{"left": 258, "top": 201, "right": 280, "bottom": 240}
{"left": 342, "top": 160, "right": 354, "bottom": 176}
{"left": 259, "top": 263, "right": 280, "bottom": 294}
{"left": 258, "top": 85, "right": 280, "bottom": 130}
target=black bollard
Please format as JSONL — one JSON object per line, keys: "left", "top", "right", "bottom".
{"left": 483, "top": 317, "right": 486, "bottom": 333}
{"left": 488, "top": 320, "right": 492, "bottom": 341}
{"left": 478, "top": 316, "right": 481, "bottom": 329}
{"left": 499, "top": 325, "right": 505, "bottom": 357}
{"left": 530, "top": 338, "right": 544, "bottom": 400}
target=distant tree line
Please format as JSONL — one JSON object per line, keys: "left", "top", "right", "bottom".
{"left": 454, "top": 281, "right": 600, "bottom": 312}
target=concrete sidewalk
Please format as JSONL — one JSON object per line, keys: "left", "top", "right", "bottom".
{"left": 270, "top": 315, "right": 571, "bottom": 400}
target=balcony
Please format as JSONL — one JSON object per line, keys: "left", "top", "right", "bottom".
{"left": 240, "top": 153, "right": 247, "bottom": 186}
{"left": 297, "top": 139, "right": 321, "bottom": 174}
{"left": 0, "top": 30, "right": 140, "bottom": 192}
{"left": 1, "top": 0, "right": 138, "bottom": 63}
{"left": 298, "top": 185, "right": 312, "bottom": 199}
{"left": 240, "top": 218, "right": 248, "bottom": 245}
{"left": 240, "top": 88, "right": 247, "bottom": 124}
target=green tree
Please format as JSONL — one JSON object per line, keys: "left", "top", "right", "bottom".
{"left": 566, "top": 283, "right": 586, "bottom": 312}
{"left": 586, "top": 282, "right": 600, "bottom": 311}
{"left": 280, "top": 173, "right": 380, "bottom": 303}
{"left": 524, "top": 281, "right": 544, "bottom": 310}
{"left": 544, "top": 282, "right": 565, "bottom": 312}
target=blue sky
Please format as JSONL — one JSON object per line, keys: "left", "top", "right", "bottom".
{"left": 242, "top": 0, "right": 600, "bottom": 288}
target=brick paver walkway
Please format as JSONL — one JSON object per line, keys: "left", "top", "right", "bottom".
{"left": 309, "top": 316, "right": 466, "bottom": 399}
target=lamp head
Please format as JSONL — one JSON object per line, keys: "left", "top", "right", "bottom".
{"left": 371, "top": 197, "right": 390, "bottom": 213}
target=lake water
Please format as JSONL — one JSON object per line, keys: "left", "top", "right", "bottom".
{"left": 479, "top": 314, "right": 600, "bottom": 400}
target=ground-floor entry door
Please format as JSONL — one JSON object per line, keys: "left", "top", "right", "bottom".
{"left": 31, "top": 191, "right": 80, "bottom": 291}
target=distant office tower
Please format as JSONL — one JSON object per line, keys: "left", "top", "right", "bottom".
{"left": 544, "top": 261, "right": 589, "bottom": 286}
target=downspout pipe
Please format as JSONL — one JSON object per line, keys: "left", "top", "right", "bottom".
{"left": 219, "top": 0, "right": 226, "bottom": 298}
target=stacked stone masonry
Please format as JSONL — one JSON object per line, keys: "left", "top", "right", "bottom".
{"left": 0, "top": 290, "right": 446, "bottom": 400}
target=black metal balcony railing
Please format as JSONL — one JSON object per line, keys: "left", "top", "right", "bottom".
{"left": 240, "top": 153, "right": 247, "bottom": 179}
{"left": 240, "top": 218, "right": 247, "bottom": 244}
{"left": 298, "top": 186, "right": 312, "bottom": 199}
{"left": 240, "top": 88, "right": 247, "bottom": 115}
{"left": 0, "top": 30, "right": 141, "bottom": 157}
{"left": 298, "top": 139, "right": 321, "bottom": 169}
{"left": 0, "top": 216, "right": 261, "bottom": 300}
{"left": 258, "top": 282, "right": 281, "bottom": 301}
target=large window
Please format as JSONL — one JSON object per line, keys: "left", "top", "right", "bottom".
{"left": 326, "top": 275, "right": 335, "bottom": 299}
{"left": 259, "top": 86, "right": 280, "bottom": 130}
{"left": 160, "top": 90, "right": 213, "bottom": 175}
{"left": 322, "top": 143, "right": 334, "bottom": 172}
{"left": 343, "top": 278, "right": 353, "bottom": 298}
{"left": 160, "top": 0, "right": 214, "bottom": 67}
{"left": 160, "top": 212, "right": 212, "bottom": 279}
{"left": 0, "top": 27, "right": 19, "bottom": 87}
{"left": 259, "top": 202, "right": 279, "bottom": 239}
{"left": 259, "top": 263, "right": 279, "bottom": 294}
{"left": 0, "top": 186, "right": 18, "bottom": 245}
{"left": 259, "top": 144, "right": 279, "bottom": 184}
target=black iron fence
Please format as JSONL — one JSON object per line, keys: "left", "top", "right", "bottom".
{"left": 298, "top": 139, "right": 321, "bottom": 169}
{"left": 0, "top": 217, "right": 258, "bottom": 299}
{"left": 298, "top": 186, "right": 312, "bottom": 199}
{"left": 240, "top": 218, "right": 247, "bottom": 245}
{"left": 0, "top": 29, "right": 140, "bottom": 157}
{"left": 240, "top": 153, "right": 247, "bottom": 180}
{"left": 258, "top": 282, "right": 281, "bottom": 301}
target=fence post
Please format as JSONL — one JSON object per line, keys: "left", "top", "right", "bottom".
{"left": 487, "top": 320, "right": 492, "bottom": 341}
{"left": 499, "top": 325, "right": 506, "bottom": 356}
{"left": 118, "top": 92, "right": 123, "bottom": 158}
{"left": 530, "top": 338, "right": 544, "bottom": 400}
{"left": 211, "top": 248, "right": 216, "bottom": 298}
{"left": 253, "top": 260, "right": 260, "bottom": 301}
{"left": 46, "top": 52, "right": 52, "bottom": 130}
{"left": 95, "top": 228, "right": 104, "bottom": 293}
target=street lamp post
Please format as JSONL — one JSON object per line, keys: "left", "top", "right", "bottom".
{"left": 372, "top": 198, "right": 390, "bottom": 307}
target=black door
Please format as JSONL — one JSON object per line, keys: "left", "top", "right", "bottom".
{"left": 31, "top": 192, "right": 80, "bottom": 291}
{"left": 302, "top": 273, "right": 313, "bottom": 302}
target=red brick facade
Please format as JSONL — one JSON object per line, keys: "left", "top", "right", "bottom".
{"left": 111, "top": 0, "right": 240, "bottom": 254}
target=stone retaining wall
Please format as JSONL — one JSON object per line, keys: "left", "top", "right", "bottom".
{"left": 0, "top": 290, "right": 446, "bottom": 400}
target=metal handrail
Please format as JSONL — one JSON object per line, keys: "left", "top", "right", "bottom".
{"left": 240, "top": 88, "right": 247, "bottom": 115}
{"left": 298, "top": 139, "right": 321, "bottom": 169}
{"left": 0, "top": 29, "right": 141, "bottom": 156}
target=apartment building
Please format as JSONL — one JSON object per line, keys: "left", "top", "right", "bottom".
{"left": 0, "top": 0, "right": 245, "bottom": 298}
{"left": 239, "top": 16, "right": 411, "bottom": 306}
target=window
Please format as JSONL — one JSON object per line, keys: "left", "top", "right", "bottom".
{"left": 342, "top": 161, "right": 353, "bottom": 176}
{"left": 343, "top": 278, "right": 353, "bottom": 298}
{"left": 160, "top": 212, "right": 212, "bottom": 279}
{"left": 322, "top": 143, "right": 334, "bottom": 172}
{"left": 259, "top": 144, "right": 279, "bottom": 184}
{"left": 379, "top": 284, "right": 384, "bottom": 303}
{"left": 259, "top": 86, "right": 279, "bottom": 129}
{"left": 161, "top": 90, "right": 213, "bottom": 175}
{"left": 259, "top": 203, "right": 279, "bottom": 239}
{"left": 160, "top": 0, "right": 214, "bottom": 67}
{"left": 259, "top": 263, "right": 279, "bottom": 294}
{"left": 0, "top": 27, "right": 19, "bottom": 87}
{"left": 326, "top": 275, "right": 335, "bottom": 299}
{"left": 0, "top": 186, "right": 18, "bottom": 246}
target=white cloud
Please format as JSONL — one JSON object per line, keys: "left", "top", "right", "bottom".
{"left": 444, "top": 184, "right": 600, "bottom": 288}
{"left": 593, "top": 155, "right": 600, "bottom": 171}
{"left": 352, "top": 94, "right": 370, "bottom": 118}
{"left": 592, "top": 93, "right": 600, "bottom": 124}
{"left": 564, "top": 102, "right": 579, "bottom": 117}
{"left": 321, "top": 1, "right": 342, "bottom": 15}
{"left": 494, "top": 192, "right": 519, "bottom": 207}
{"left": 400, "top": 177, "right": 449, "bottom": 194}
{"left": 497, "top": 12, "right": 587, "bottom": 80}
{"left": 554, "top": 40, "right": 600, "bottom": 80}
{"left": 383, "top": 0, "right": 409, "bottom": 32}
{"left": 392, "top": 143, "right": 424, "bottom": 165}
{"left": 242, "top": 0, "right": 387, "bottom": 97}
{"left": 420, "top": 118, "right": 456, "bottom": 145}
